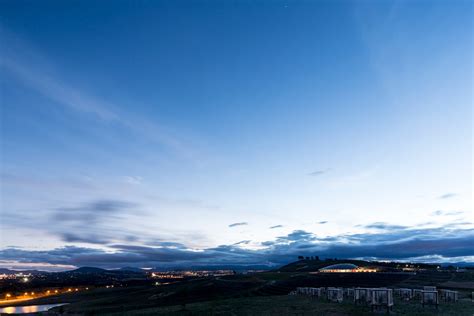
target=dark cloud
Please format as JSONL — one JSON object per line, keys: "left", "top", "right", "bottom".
{"left": 60, "top": 233, "right": 110, "bottom": 245}
{"left": 275, "top": 230, "right": 316, "bottom": 243}
{"left": 53, "top": 200, "right": 135, "bottom": 224}
{"left": 439, "top": 193, "right": 457, "bottom": 199}
{"left": 2, "top": 199, "right": 140, "bottom": 246}
{"left": 308, "top": 168, "right": 331, "bottom": 176}
{"left": 2, "top": 226, "right": 473, "bottom": 270}
{"left": 229, "top": 222, "right": 248, "bottom": 228}
{"left": 48, "top": 199, "right": 139, "bottom": 245}
{"left": 318, "top": 221, "right": 328, "bottom": 224}
{"left": 269, "top": 225, "right": 283, "bottom": 229}
{"left": 3, "top": 198, "right": 210, "bottom": 248}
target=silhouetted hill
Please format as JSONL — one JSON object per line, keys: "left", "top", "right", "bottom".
{"left": 278, "top": 258, "right": 438, "bottom": 272}
{"left": 278, "top": 259, "right": 370, "bottom": 272}
{"left": 70, "top": 267, "right": 108, "bottom": 273}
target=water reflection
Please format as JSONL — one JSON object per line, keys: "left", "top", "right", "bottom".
{"left": 0, "top": 303, "right": 66, "bottom": 314}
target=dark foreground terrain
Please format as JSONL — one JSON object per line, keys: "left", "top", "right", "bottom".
{"left": 2, "top": 268, "right": 474, "bottom": 315}
{"left": 62, "top": 295, "right": 474, "bottom": 316}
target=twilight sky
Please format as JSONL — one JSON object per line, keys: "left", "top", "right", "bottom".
{"left": 0, "top": 0, "right": 472, "bottom": 270}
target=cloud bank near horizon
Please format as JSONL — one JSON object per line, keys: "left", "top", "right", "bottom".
{"left": 1, "top": 224, "right": 473, "bottom": 271}
{"left": 1, "top": 195, "right": 472, "bottom": 271}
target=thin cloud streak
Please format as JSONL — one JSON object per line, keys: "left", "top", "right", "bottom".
{"left": 229, "top": 222, "right": 248, "bottom": 228}
{"left": 0, "top": 31, "right": 192, "bottom": 158}
{"left": 308, "top": 168, "right": 331, "bottom": 176}
{"left": 438, "top": 193, "right": 458, "bottom": 199}
{"left": 3, "top": 57, "right": 187, "bottom": 154}
{"left": 269, "top": 225, "right": 283, "bottom": 229}
{"left": 431, "top": 210, "right": 465, "bottom": 217}
{"left": 2, "top": 57, "right": 120, "bottom": 121}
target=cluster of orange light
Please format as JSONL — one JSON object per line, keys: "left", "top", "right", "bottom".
{"left": 3, "top": 287, "right": 89, "bottom": 300}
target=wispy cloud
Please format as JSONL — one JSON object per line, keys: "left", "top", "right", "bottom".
{"left": 269, "top": 225, "right": 283, "bottom": 229}
{"left": 0, "top": 30, "right": 191, "bottom": 158}
{"left": 51, "top": 200, "right": 139, "bottom": 244}
{"left": 0, "top": 46, "right": 120, "bottom": 121}
{"left": 233, "top": 240, "right": 251, "bottom": 245}
{"left": 438, "top": 193, "right": 457, "bottom": 199}
{"left": 229, "top": 222, "right": 248, "bottom": 228}
{"left": 308, "top": 168, "right": 331, "bottom": 176}
{"left": 364, "top": 222, "right": 408, "bottom": 230}
{"left": 2, "top": 197, "right": 145, "bottom": 246}
{"left": 431, "top": 210, "right": 465, "bottom": 217}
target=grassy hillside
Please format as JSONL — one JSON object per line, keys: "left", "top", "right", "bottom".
{"left": 54, "top": 294, "right": 474, "bottom": 316}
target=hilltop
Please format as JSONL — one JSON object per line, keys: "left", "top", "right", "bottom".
{"left": 278, "top": 258, "right": 438, "bottom": 272}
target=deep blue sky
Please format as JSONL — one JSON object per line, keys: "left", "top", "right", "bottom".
{"left": 0, "top": 0, "right": 472, "bottom": 270}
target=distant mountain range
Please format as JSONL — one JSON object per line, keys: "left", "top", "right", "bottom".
{"left": 0, "top": 261, "right": 471, "bottom": 274}
{"left": 70, "top": 267, "right": 109, "bottom": 273}
{"left": 148, "top": 264, "right": 275, "bottom": 272}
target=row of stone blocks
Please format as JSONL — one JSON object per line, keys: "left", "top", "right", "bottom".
{"left": 289, "top": 285, "right": 461, "bottom": 311}
{"left": 290, "top": 286, "right": 394, "bottom": 311}
{"left": 394, "top": 286, "right": 459, "bottom": 308}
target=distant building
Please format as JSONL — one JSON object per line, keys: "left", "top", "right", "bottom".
{"left": 318, "top": 263, "right": 377, "bottom": 273}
